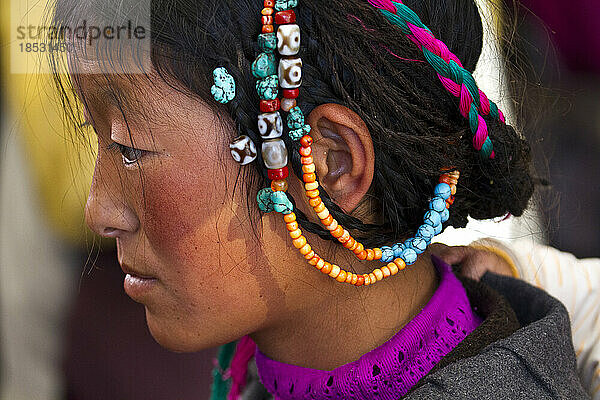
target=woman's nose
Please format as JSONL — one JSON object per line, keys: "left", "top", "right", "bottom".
{"left": 84, "top": 166, "right": 139, "bottom": 239}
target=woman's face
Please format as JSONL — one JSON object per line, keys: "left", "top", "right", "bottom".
{"left": 82, "top": 73, "right": 307, "bottom": 351}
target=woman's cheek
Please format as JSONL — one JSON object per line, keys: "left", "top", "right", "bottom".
{"left": 139, "top": 158, "right": 223, "bottom": 271}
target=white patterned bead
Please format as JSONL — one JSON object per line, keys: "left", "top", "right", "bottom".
{"left": 229, "top": 135, "right": 257, "bottom": 165}
{"left": 277, "top": 24, "right": 300, "bottom": 56}
{"left": 278, "top": 57, "right": 302, "bottom": 89}
{"left": 281, "top": 97, "right": 297, "bottom": 112}
{"left": 262, "top": 139, "right": 288, "bottom": 169}
{"left": 257, "top": 111, "right": 283, "bottom": 139}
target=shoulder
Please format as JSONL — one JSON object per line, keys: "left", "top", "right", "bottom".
{"left": 407, "top": 274, "right": 589, "bottom": 399}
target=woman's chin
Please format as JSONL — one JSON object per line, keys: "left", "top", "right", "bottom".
{"left": 144, "top": 310, "right": 210, "bottom": 353}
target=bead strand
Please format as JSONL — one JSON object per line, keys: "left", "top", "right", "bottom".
{"left": 282, "top": 211, "right": 408, "bottom": 286}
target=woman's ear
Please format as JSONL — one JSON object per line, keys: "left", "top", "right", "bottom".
{"left": 305, "top": 104, "right": 375, "bottom": 213}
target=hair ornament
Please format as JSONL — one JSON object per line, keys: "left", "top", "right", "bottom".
{"left": 229, "top": 135, "right": 257, "bottom": 165}
{"left": 368, "top": 0, "right": 505, "bottom": 159}
{"left": 211, "top": 67, "right": 236, "bottom": 104}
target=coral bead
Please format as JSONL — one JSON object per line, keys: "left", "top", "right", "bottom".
{"left": 271, "top": 179, "right": 288, "bottom": 192}
{"left": 262, "top": 25, "right": 274, "bottom": 33}
{"left": 354, "top": 243, "right": 364, "bottom": 255}
{"left": 381, "top": 266, "right": 391, "bottom": 278}
{"left": 369, "top": 273, "right": 377, "bottom": 284}
{"left": 300, "top": 135, "right": 312, "bottom": 147}
{"left": 261, "top": 15, "right": 273, "bottom": 25}
{"left": 284, "top": 212, "right": 296, "bottom": 223}
{"left": 286, "top": 221, "right": 298, "bottom": 231}
{"left": 264, "top": 0, "right": 274, "bottom": 6}
{"left": 308, "top": 256, "right": 319, "bottom": 266}
{"left": 394, "top": 258, "right": 406, "bottom": 271}
{"left": 338, "top": 230, "right": 350, "bottom": 243}
{"left": 301, "top": 156, "right": 313, "bottom": 165}
{"left": 345, "top": 272, "right": 353, "bottom": 284}
{"left": 268, "top": 166, "right": 289, "bottom": 180}
{"left": 299, "top": 146, "right": 312, "bottom": 157}
{"left": 336, "top": 270, "right": 347, "bottom": 283}
{"left": 315, "top": 258, "right": 325, "bottom": 270}
{"left": 326, "top": 219, "right": 338, "bottom": 231}
{"left": 302, "top": 163, "right": 316, "bottom": 174}
{"left": 446, "top": 195, "right": 455, "bottom": 206}
{"left": 366, "top": 249, "right": 375, "bottom": 261}
{"left": 321, "top": 214, "right": 334, "bottom": 226}
{"left": 304, "top": 250, "right": 315, "bottom": 260}
{"left": 306, "top": 189, "right": 320, "bottom": 198}
{"left": 274, "top": 9, "right": 296, "bottom": 24}
{"left": 321, "top": 262, "right": 332, "bottom": 274}
{"left": 303, "top": 173, "right": 316, "bottom": 183}
{"left": 351, "top": 274, "right": 358, "bottom": 285}
{"left": 261, "top": 7, "right": 274, "bottom": 15}
{"left": 356, "top": 275, "right": 365, "bottom": 286}
{"left": 373, "top": 268, "right": 384, "bottom": 281}
{"left": 344, "top": 237, "right": 355, "bottom": 249}
{"left": 329, "top": 265, "right": 341, "bottom": 279}
{"left": 313, "top": 202, "right": 325, "bottom": 213}
{"left": 289, "top": 229, "right": 302, "bottom": 239}
{"left": 309, "top": 197, "right": 321, "bottom": 207}
{"left": 363, "top": 274, "right": 371, "bottom": 286}
{"left": 374, "top": 248, "right": 383, "bottom": 260}
{"left": 388, "top": 262, "right": 399, "bottom": 275}
{"left": 260, "top": 99, "right": 280, "bottom": 112}
{"left": 293, "top": 236, "right": 307, "bottom": 248}
{"left": 299, "top": 243, "right": 312, "bottom": 255}
{"left": 357, "top": 251, "right": 367, "bottom": 260}
{"left": 305, "top": 182, "right": 319, "bottom": 191}
{"left": 283, "top": 88, "right": 299, "bottom": 99}
{"left": 316, "top": 208, "right": 329, "bottom": 220}
{"left": 331, "top": 225, "right": 344, "bottom": 238}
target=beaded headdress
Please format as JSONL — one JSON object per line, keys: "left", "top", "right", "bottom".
{"left": 217, "top": 0, "right": 506, "bottom": 287}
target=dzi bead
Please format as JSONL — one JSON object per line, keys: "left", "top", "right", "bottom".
{"left": 277, "top": 24, "right": 300, "bottom": 56}
{"left": 278, "top": 57, "right": 302, "bottom": 88}
{"left": 258, "top": 111, "right": 283, "bottom": 139}
{"left": 262, "top": 139, "right": 288, "bottom": 169}
{"left": 252, "top": 52, "right": 277, "bottom": 79}
{"left": 229, "top": 135, "right": 257, "bottom": 165}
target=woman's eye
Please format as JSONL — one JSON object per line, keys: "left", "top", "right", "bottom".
{"left": 107, "top": 142, "right": 145, "bottom": 165}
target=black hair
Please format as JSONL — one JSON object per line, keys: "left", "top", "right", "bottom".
{"left": 49, "top": 0, "right": 534, "bottom": 247}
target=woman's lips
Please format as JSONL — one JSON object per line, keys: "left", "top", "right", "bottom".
{"left": 123, "top": 272, "right": 158, "bottom": 300}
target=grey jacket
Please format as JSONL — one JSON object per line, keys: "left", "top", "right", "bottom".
{"left": 242, "top": 273, "right": 590, "bottom": 399}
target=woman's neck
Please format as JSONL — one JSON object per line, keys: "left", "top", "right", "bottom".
{"left": 250, "top": 249, "right": 439, "bottom": 370}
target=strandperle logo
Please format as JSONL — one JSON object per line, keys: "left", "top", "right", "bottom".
{"left": 10, "top": 0, "right": 150, "bottom": 74}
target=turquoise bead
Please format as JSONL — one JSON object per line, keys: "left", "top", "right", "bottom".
{"left": 424, "top": 210, "right": 441, "bottom": 227}
{"left": 258, "top": 33, "right": 277, "bottom": 53}
{"left": 433, "top": 223, "right": 443, "bottom": 235}
{"left": 211, "top": 67, "right": 236, "bottom": 104}
{"left": 252, "top": 52, "right": 277, "bottom": 79}
{"left": 274, "top": 0, "right": 298, "bottom": 12}
{"left": 381, "top": 246, "right": 394, "bottom": 263}
{"left": 257, "top": 188, "right": 274, "bottom": 212}
{"left": 417, "top": 224, "right": 435, "bottom": 242}
{"left": 400, "top": 248, "right": 418, "bottom": 265}
{"left": 287, "top": 106, "right": 305, "bottom": 129}
{"left": 406, "top": 237, "right": 427, "bottom": 254}
{"left": 429, "top": 196, "right": 446, "bottom": 212}
{"left": 256, "top": 75, "right": 279, "bottom": 100}
{"left": 434, "top": 183, "right": 451, "bottom": 200}
{"left": 392, "top": 243, "right": 405, "bottom": 258}
{"left": 271, "top": 191, "right": 294, "bottom": 214}
{"left": 439, "top": 208, "right": 450, "bottom": 223}
{"left": 289, "top": 124, "right": 311, "bottom": 141}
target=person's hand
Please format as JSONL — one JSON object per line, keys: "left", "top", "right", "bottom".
{"left": 430, "top": 243, "right": 516, "bottom": 281}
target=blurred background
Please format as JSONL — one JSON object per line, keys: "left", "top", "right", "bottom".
{"left": 1, "top": 0, "right": 598, "bottom": 399}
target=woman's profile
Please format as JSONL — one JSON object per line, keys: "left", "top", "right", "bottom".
{"left": 48, "top": 0, "right": 588, "bottom": 398}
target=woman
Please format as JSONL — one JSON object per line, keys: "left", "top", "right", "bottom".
{"left": 49, "top": 0, "right": 588, "bottom": 398}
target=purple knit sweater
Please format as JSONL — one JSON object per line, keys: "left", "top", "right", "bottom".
{"left": 254, "top": 256, "right": 482, "bottom": 399}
